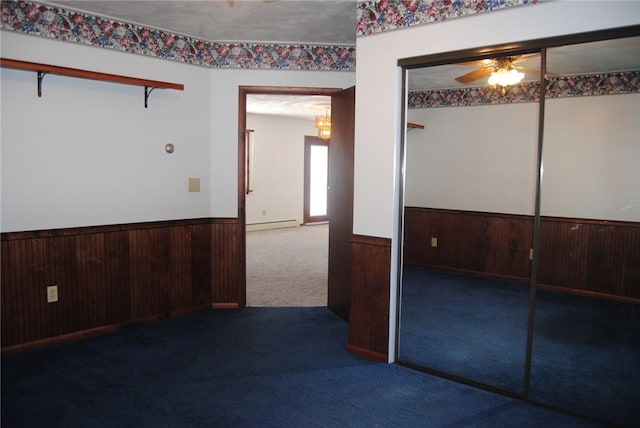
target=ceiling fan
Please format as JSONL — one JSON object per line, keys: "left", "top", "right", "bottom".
{"left": 454, "top": 53, "right": 543, "bottom": 86}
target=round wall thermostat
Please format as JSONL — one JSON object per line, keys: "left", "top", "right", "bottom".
{"left": 165, "top": 143, "right": 175, "bottom": 153}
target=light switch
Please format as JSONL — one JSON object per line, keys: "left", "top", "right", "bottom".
{"left": 431, "top": 237, "right": 438, "bottom": 248}
{"left": 188, "top": 177, "right": 200, "bottom": 192}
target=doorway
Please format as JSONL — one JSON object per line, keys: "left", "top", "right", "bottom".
{"left": 238, "top": 86, "right": 355, "bottom": 317}
{"left": 304, "top": 136, "right": 329, "bottom": 224}
{"left": 239, "top": 87, "right": 339, "bottom": 309}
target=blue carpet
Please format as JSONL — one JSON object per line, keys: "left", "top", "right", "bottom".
{"left": 399, "top": 266, "right": 530, "bottom": 393}
{"left": 2, "top": 307, "right": 603, "bottom": 427}
{"left": 399, "top": 266, "right": 639, "bottom": 427}
{"left": 530, "top": 289, "right": 640, "bottom": 426}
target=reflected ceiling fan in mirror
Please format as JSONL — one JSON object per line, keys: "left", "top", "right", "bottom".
{"left": 455, "top": 54, "right": 543, "bottom": 87}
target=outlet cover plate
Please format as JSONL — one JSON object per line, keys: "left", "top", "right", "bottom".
{"left": 47, "top": 285, "right": 58, "bottom": 303}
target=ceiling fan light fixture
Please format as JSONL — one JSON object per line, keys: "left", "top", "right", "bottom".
{"left": 488, "top": 67, "right": 525, "bottom": 87}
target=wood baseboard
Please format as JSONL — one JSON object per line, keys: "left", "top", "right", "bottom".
{"left": 537, "top": 284, "right": 640, "bottom": 304}
{"left": 1, "top": 305, "right": 210, "bottom": 356}
{"left": 346, "top": 344, "right": 388, "bottom": 362}
{"left": 212, "top": 302, "right": 239, "bottom": 309}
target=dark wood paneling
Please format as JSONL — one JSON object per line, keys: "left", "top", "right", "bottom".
{"left": 403, "top": 208, "right": 440, "bottom": 267}
{"left": 404, "top": 207, "right": 533, "bottom": 279}
{"left": 485, "top": 215, "right": 533, "bottom": 277}
{"left": 537, "top": 218, "right": 588, "bottom": 290}
{"left": 1, "top": 218, "right": 239, "bottom": 349}
{"left": 212, "top": 219, "right": 241, "bottom": 306}
{"left": 328, "top": 86, "right": 356, "bottom": 321}
{"left": 191, "top": 224, "right": 213, "bottom": 306}
{"left": 538, "top": 217, "right": 640, "bottom": 299}
{"left": 404, "top": 207, "right": 640, "bottom": 299}
{"left": 349, "top": 234, "right": 391, "bottom": 359}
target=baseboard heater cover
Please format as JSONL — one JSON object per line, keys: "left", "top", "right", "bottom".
{"left": 246, "top": 220, "right": 298, "bottom": 232}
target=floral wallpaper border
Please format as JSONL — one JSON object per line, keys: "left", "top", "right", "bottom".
{"left": 357, "top": 0, "right": 539, "bottom": 37}
{"left": 0, "top": 1, "right": 356, "bottom": 71}
{"left": 408, "top": 71, "right": 640, "bottom": 108}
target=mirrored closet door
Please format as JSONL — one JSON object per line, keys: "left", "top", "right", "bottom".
{"left": 398, "top": 55, "right": 542, "bottom": 395}
{"left": 397, "top": 27, "right": 640, "bottom": 425}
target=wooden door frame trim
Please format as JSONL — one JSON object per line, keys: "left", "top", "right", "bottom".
{"left": 237, "top": 86, "right": 343, "bottom": 307}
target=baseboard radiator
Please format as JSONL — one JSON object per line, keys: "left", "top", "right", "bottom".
{"left": 246, "top": 219, "right": 298, "bottom": 232}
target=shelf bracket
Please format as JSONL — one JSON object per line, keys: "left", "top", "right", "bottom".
{"left": 37, "top": 71, "right": 48, "bottom": 97}
{"left": 144, "top": 86, "right": 157, "bottom": 109}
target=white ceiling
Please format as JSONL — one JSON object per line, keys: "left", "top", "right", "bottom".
{"left": 42, "top": 2, "right": 640, "bottom": 118}
{"left": 247, "top": 94, "right": 331, "bottom": 120}
{"left": 49, "top": 0, "right": 358, "bottom": 45}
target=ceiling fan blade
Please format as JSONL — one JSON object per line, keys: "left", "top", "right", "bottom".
{"left": 454, "top": 53, "right": 544, "bottom": 84}
{"left": 457, "top": 59, "right": 493, "bottom": 67}
{"left": 459, "top": 53, "right": 538, "bottom": 68}
{"left": 515, "top": 66, "right": 559, "bottom": 78}
{"left": 455, "top": 67, "right": 493, "bottom": 84}
{"left": 516, "top": 66, "right": 541, "bottom": 74}
{"left": 512, "top": 53, "right": 541, "bottom": 64}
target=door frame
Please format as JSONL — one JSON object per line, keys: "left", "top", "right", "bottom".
{"left": 237, "top": 86, "right": 343, "bottom": 308}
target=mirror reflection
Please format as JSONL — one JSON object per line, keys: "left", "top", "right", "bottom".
{"left": 399, "top": 34, "right": 640, "bottom": 425}
{"left": 531, "top": 36, "right": 640, "bottom": 426}
{"left": 399, "top": 54, "right": 542, "bottom": 394}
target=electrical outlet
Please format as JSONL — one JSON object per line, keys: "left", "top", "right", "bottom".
{"left": 47, "top": 285, "right": 58, "bottom": 303}
{"left": 431, "top": 237, "right": 438, "bottom": 248}
{"left": 529, "top": 248, "right": 534, "bottom": 260}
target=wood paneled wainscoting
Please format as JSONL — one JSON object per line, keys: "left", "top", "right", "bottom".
{"left": 1, "top": 218, "right": 241, "bottom": 352}
{"left": 348, "top": 235, "right": 391, "bottom": 362}
{"left": 404, "top": 207, "right": 640, "bottom": 301}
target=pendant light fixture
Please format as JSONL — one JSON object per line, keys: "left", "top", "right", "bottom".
{"left": 315, "top": 106, "right": 331, "bottom": 140}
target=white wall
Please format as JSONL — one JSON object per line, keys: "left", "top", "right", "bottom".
{"left": 406, "top": 103, "right": 539, "bottom": 216}
{"left": 405, "top": 93, "right": 640, "bottom": 222}
{"left": 542, "top": 94, "right": 640, "bottom": 222}
{"left": 354, "top": 0, "right": 640, "bottom": 238}
{"left": 245, "top": 113, "right": 316, "bottom": 225}
{"left": 1, "top": 31, "right": 212, "bottom": 232}
{"left": 0, "top": 31, "right": 355, "bottom": 232}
